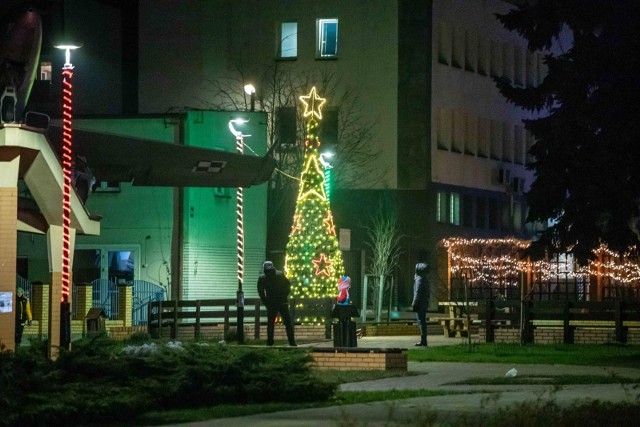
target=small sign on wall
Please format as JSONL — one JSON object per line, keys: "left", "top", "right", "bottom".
{"left": 0, "top": 292, "right": 12, "bottom": 313}
{"left": 339, "top": 228, "right": 351, "bottom": 251}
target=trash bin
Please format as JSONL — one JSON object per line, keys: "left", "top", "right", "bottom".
{"left": 331, "top": 304, "right": 359, "bottom": 347}
{"left": 86, "top": 308, "right": 107, "bottom": 334}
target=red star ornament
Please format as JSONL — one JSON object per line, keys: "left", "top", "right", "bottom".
{"left": 312, "top": 253, "right": 332, "bottom": 277}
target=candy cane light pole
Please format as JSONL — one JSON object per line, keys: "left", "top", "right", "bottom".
{"left": 55, "top": 43, "right": 81, "bottom": 350}
{"left": 229, "top": 116, "right": 251, "bottom": 344}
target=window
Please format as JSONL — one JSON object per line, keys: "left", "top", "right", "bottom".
{"left": 317, "top": 19, "right": 338, "bottom": 58}
{"left": 464, "top": 31, "right": 477, "bottom": 72}
{"left": 490, "top": 119, "right": 502, "bottom": 160}
{"left": 514, "top": 46, "right": 525, "bottom": 87}
{"left": 502, "top": 122, "right": 513, "bottom": 162}
{"left": 465, "top": 112, "right": 478, "bottom": 155}
{"left": 276, "top": 107, "right": 296, "bottom": 150}
{"left": 279, "top": 22, "right": 298, "bottom": 59}
{"left": 449, "top": 192, "right": 460, "bottom": 226}
{"left": 319, "top": 108, "right": 338, "bottom": 148}
{"left": 437, "top": 107, "right": 452, "bottom": 150}
{"left": 452, "top": 109, "right": 464, "bottom": 153}
{"left": 488, "top": 198, "right": 499, "bottom": 229}
{"left": 476, "top": 197, "right": 486, "bottom": 228}
{"left": 462, "top": 195, "right": 473, "bottom": 227}
{"left": 436, "top": 191, "right": 447, "bottom": 223}
{"left": 477, "top": 117, "right": 489, "bottom": 158}
{"left": 514, "top": 125, "right": 525, "bottom": 165}
{"left": 438, "top": 22, "right": 451, "bottom": 65}
{"left": 490, "top": 40, "right": 502, "bottom": 78}
{"left": 477, "top": 37, "right": 488, "bottom": 75}
{"left": 451, "top": 27, "right": 464, "bottom": 68}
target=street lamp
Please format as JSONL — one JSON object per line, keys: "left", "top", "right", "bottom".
{"left": 54, "top": 42, "right": 81, "bottom": 350}
{"left": 244, "top": 84, "right": 256, "bottom": 112}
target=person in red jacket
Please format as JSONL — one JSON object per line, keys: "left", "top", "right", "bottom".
{"left": 257, "top": 261, "right": 296, "bottom": 346}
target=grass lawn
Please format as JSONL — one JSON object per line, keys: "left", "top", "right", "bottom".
{"left": 134, "top": 344, "right": 640, "bottom": 425}
{"left": 408, "top": 343, "right": 640, "bottom": 368}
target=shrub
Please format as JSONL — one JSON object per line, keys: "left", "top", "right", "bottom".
{"left": 0, "top": 338, "right": 336, "bottom": 426}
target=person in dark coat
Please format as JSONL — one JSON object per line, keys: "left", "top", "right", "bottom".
{"left": 257, "top": 261, "right": 296, "bottom": 346}
{"left": 412, "top": 263, "right": 430, "bottom": 347}
{"left": 15, "top": 287, "right": 32, "bottom": 346}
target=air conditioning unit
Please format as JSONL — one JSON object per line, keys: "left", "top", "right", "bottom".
{"left": 512, "top": 177, "right": 525, "bottom": 193}
{"left": 497, "top": 167, "right": 511, "bottom": 185}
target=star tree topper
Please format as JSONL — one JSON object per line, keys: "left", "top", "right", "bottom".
{"left": 299, "top": 86, "right": 326, "bottom": 120}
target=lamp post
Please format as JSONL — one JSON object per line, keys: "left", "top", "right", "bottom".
{"left": 244, "top": 84, "right": 256, "bottom": 112}
{"left": 229, "top": 118, "right": 251, "bottom": 344}
{"left": 54, "top": 43, "right": 81, "bottom": 350}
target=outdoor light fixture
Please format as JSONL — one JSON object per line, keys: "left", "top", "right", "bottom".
{"left": 244, "top": 84, "right": 256, "bottom": 112}
{"left": 54, "top": 41, "right": 81, "bottom": 350}
{"left": 319, "top": 152, "right": 334, "bottom": 203}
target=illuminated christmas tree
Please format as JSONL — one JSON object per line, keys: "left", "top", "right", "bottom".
{"left": 285, "top": 87, "right": 344, "bottom": 305}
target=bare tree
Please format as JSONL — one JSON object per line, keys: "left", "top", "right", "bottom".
{"left": 363, "top": 199, "right": 403, "bottom": 321}
{"left": 199, "top": 59, "right": 387, "bottom": 241}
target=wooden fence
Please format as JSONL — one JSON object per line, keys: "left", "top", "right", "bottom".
{"left": 469, "top": 300, "right": 640, "bottom": 344}
{"left": 147, "top": 297, "right": 334, "bottom": 341}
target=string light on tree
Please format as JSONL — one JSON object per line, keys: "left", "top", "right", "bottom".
{"left": 285, "top": 87, "right": 344, "bottom": 319}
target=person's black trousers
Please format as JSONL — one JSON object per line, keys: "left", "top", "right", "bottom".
{"left": 267, "top": 304, "right": 296, "bottom": 346}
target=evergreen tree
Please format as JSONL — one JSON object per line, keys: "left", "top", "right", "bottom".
{"left": 285, "top": 87, "right": 344, "bottom": 304}
{"left": 495, "top": 0, "right": 640, "bottom": 261}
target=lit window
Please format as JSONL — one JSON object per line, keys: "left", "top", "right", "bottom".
{"left": 317, "top": 18, "right": 338, "bottom": 58}
{"left": 279, "top": 22, "right": 297, "bottom": 59}
{"left": 449, "top": 192, "right": 460, "bottom": 225}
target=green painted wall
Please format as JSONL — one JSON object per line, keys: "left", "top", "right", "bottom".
{"left": 181, "top": 111, "right": 268, "bottom": 300}
{"left": 17, "top": 113, "right": 268, "bottom": 301}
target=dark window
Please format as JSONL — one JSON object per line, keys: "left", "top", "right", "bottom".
{"left": 476, "top": 197, "right": 486, "bottom": 229}
{"left": 319, "top": 108, "right": 338, "bottom": 148}
{"left": 488, "top": 198, "right": 499, "bottom": 229}
{"left": 462, "top": 194, "right": 473, "bottom": 227}
{"left": 277, "top": 107, "right": 296, "bottom": 149}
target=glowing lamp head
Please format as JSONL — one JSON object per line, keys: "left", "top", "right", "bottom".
{"left": 244, "top": 84, "right": 256, "bottom": 95}
{"left": 54, "top": 43, "right": 82, "bottom": 67}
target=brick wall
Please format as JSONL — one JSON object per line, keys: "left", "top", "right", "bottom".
{"left": 477, "top": 326, "right": 640, "bottom": 344}
{"left": 153, "top": 323, "right": 329, "bottom": 342}
{"left": 312, "top": 348, "right": 407, "bottom": 371}
{"left": 0, "top": 186, "right": 17, "bottom": 350}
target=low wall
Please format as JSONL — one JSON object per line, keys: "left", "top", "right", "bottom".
{"left": 312, "top": 347, "right": 407, "bottom": 371}
{"left": 363, "top": 322, "right": 441, "bottom": 337}
{"left": 156, "top": 323, "right": 329, "bottom": 342}
{"left": 479, "top": 326, "right": 640, "bottom": 344}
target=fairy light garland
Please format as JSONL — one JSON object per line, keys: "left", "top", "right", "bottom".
{"left": 444, "top": 238, "right": 640, "bottom": 289}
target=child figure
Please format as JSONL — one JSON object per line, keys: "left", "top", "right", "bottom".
{"left": 337, "top": 276, "right": 351, "bottom": 305}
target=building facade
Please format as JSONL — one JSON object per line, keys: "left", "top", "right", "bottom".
{"left": 18, "top": 0, "right": 539, "bottom": 308}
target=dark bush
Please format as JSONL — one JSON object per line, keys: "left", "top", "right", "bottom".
{"left": 0, "top": 339, "right": 336, "bottom": 426}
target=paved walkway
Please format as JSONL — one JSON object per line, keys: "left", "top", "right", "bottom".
{"left": 166, "top": 336, "right": 640, "bottom": 426}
